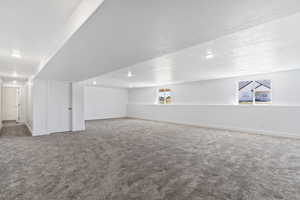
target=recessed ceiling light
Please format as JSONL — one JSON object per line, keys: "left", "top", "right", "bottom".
{"left": 206, "top": 51, "right": 214, "bottom": 59}
{"left": 12, "top": 50, "right": 21, "bottom": 59}
{"left": 13, "top": 72, "right": 18, "bottom": 77}
{"left": 92, "top": 81, "right": 97, "bottom": 85}
{"left": 13, "top": 80, "right": 17, "bottom": 84}
{"left": 128, "top": 71, "right": 133, "bottom": 77}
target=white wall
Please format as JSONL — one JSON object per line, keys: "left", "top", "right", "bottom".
{"left": 18, "top": 86, "right": 26, "bottom": 123}
{"left": 128, "top": 104, "right": 300, "bottom": 138}
{"left": 29, "top": 79, "right": 72, "bottom": 136}
{"left": 129, "top": 70, "right": 300, "bottom": 105}
{"left": 84, "top": 86, "right": 128, "bottom": 120}
{"left": 128, "top": 70, "right": 300, "bottom": 137}
{"left": 0, "top": 78, "right": 2, "bottom": 130}
{"left": 22, "top": 79, "right": 86, "bottom": 136}
{"left": 32, "top": 79, "right": 48, "bottom": 136}
{"left": 25, "top": 82, "right": 33, "bottom": 131}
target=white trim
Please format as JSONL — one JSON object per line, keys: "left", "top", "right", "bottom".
{"left": 25, "top": 121, "right": 49, "bottom": 137}
{"left": 85, "top": 116, "right": 127, "bottom": 121}
{"left": 25, "top": 121, "right": 33, "bottom": 136}
{"left": 32, "top": 129, "right": 50, "bottom": 137}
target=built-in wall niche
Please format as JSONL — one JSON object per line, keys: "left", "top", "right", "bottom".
{"left": 239, "top": 80, "right": 272, "bottom": 104}
{"left": 158, "top": 89, "right": 172, "bottom": 104}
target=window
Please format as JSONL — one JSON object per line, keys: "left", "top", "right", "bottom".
{"left": 239, "top": 80, "right": 272, "bottom": 104}
{"left": 158, "top": 89, "right": 172, "bottom": 104}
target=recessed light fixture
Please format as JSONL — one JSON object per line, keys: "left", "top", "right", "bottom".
{"left": 13, "top": 80, "right": 17, "bottom": 84}
{"left": 12, "top": 50, "right": 21, "bottom": 59}
{"left": 128, "top": 71, "right": 133, "bottom": 77}
{"left": 13, "top": 72, "right": 18, "bottom": 77}
{"left": 206, "top": 50, "right": 214, "bottom": 59}
{"left": 92, "top": 81, "right": 97, "bottom": 85}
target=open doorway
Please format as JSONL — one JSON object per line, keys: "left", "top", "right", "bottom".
{"left": 2, "top": 87, "right": 19, "bottom": 122}
{"left": 2, "top": 86, "right": 25, "bottom": 123}
{"left": 1, "top": 86, "right": 31, "bottom": 137}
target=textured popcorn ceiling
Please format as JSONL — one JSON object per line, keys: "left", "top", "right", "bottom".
{"left": 84, "top": 13, "right": 300, "bottom": 88}
{"left": 0, "top": 0, "right": 83, "bottom": 78}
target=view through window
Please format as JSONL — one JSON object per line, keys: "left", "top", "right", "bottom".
{"left": 239, "top": 80, "right": 272, "bottom": 104}
{"left": 158, "top": 89, "right": 172, "bottom": 104}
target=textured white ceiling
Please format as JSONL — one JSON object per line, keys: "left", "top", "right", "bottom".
{"left": 83, "top": 13, "right": 300, "bottom": 88}
{"left": 0, "top": 0, "right": 83, "bottom": 79}
{"left": 38, "top": 0, "right": 300, "bottom": 82}
{"left": 1, "top": 76, "right": 28, "bottom": 88}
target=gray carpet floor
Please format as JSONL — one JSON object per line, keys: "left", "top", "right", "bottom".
{"left": 0, "top": 118, "right": 300, "bottom": 200}
{"left": 0, "top": 121, "right": 31, "bottom": 137}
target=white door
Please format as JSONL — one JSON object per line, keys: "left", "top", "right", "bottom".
{"left": 3, "top": 87, "right": 18, "bottom": 121}
{"left": 48, "top": 82, "right": 72, "bottom": 133}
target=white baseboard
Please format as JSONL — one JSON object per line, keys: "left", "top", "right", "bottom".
{"left": 25, "top": 122, "right": 50, "bottom": 137}
{"left": 24, "top": 122, "right": 31, "bottom": 132}
{"left": 85, "top": 116, "right": 127, "bottom": 121}
{"left": 25, "top": 122, "right": 33, "bottom": 136}
{"left": 32, "top": 130, "right": 50, "bottom": 137}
